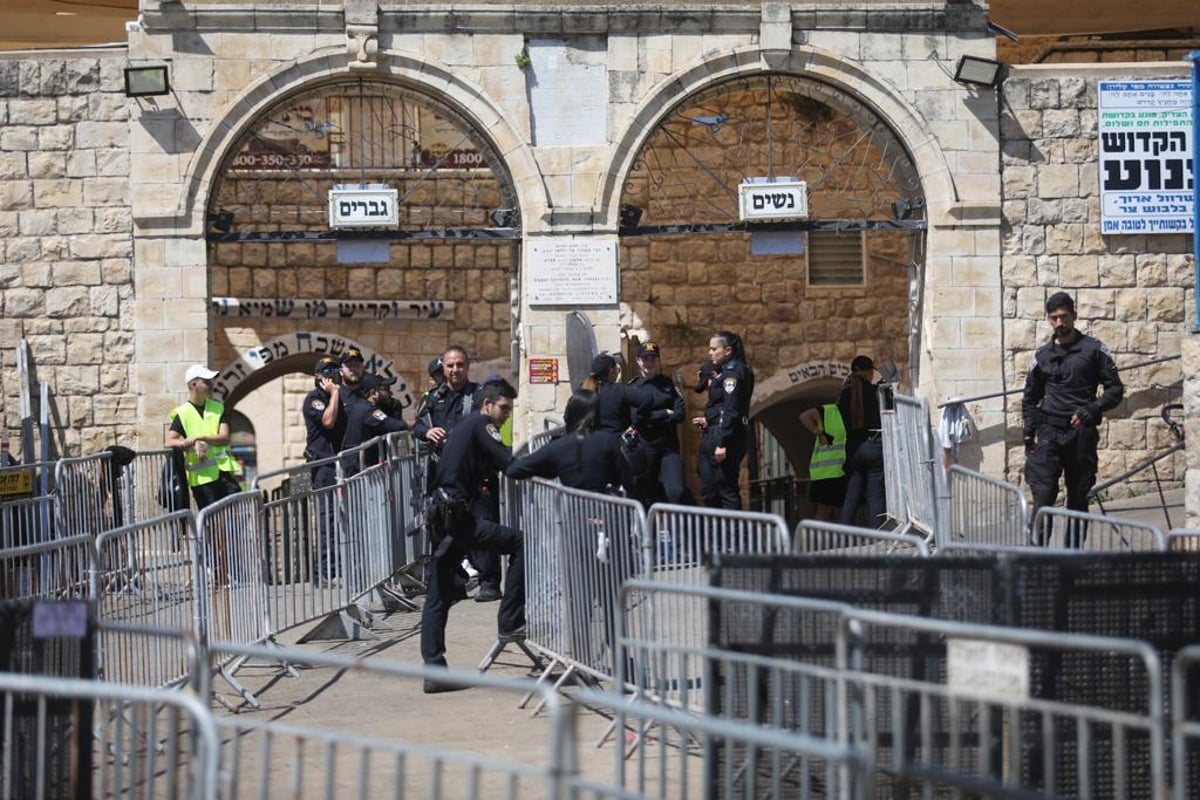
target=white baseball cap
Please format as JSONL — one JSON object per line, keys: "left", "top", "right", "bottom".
{"left": 185, "top": 364, "right": 219, "bottom": 384}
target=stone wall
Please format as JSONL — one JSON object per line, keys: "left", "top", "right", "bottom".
{"left": 999, "top": 64, "right": 1192, "bottom": 495}
{"left": 0, "top": 50, "right": 136, "bottom": 457}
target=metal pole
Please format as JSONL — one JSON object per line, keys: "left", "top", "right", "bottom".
{"left": 1188, "top": 50, "right": 1200, "bottom": 332}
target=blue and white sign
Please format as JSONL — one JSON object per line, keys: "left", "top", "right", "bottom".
{"left": 1098, "top": 80, "right": 1193, "bottom": 234}
{"left": 739, "top": 178, "right": 809, "bottom": 222}
{"left": 328, "top": 186, "right": 399, "bottom": 228}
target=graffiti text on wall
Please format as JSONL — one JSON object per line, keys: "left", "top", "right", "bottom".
{"left": 1098, "top": 81, "right": 1194, "bottom": 235}
{"left": 212, "top": 298, "right": 454, "bottom": 321}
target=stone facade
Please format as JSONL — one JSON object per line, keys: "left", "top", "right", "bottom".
{"left": 5, "top": 3, "right": 1190, "bottom": 511}
{"left": 999, "top": 64, "right": 1191, "bottom": 497}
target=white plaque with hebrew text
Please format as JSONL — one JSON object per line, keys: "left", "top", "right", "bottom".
{"left": 527, "top": 239, "right": 618, "bottom": 306}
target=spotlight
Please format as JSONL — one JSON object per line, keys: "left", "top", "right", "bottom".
{"left": 891, "top": 197, "right": 925, "bottom": 221}
{"left": 123, "top": 65, "right": 171, "bottom": 98}
{"left": 208, "top": 210, "right": 235, "bottom": 233}
{"left": 619, "top": 205, "right": 643, "bottom": 230}
{"left": 953, "top": 55, "right": 1005, "bottom": 89}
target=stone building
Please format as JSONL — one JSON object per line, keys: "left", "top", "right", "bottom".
{"left": 0, "top": 1, "right": 1194, "bottom": 515}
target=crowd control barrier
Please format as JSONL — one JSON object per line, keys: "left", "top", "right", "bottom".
{"left": 1031, "top": 506, "right": 1167, "bottom": 551}
{"left": 0, "top": 672, "right": 219, "bottom": 800}
{"left": 792, "top": 519, "right": 930, "bottom": 556}
{"left": 878, "top": 387, "right": 942, "bottom": 538}
{"left": 945, "top": 464, "right": 1030, "bottom": 548}
{"left": 92, "top": 511, "right": 200, "bottom": 687}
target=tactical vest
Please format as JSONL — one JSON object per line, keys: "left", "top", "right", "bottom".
{"left": 809, "top": 404, "right": 847, "bottom": 480}
{"left": 172, "top": 400, "right": 239, "bottom": 487}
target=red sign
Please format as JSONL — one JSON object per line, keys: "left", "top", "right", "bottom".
{"left": 528, "top": 358, "right": 559, "bottom": 384}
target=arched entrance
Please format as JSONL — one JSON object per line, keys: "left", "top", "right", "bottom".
{"left": 204, "top": 77, "right": 522, "bottom": 467}
{"left": 616, "top": 72, "right": 926, "bottom": 509}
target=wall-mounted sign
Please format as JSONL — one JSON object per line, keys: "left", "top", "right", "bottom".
{"left": 328, "top": 186, "right": 399, "bottom": 228}
{"left": 527, "top": 239, "right": 618, "bottom": 306}
{"left": 739, "top": 178, "right": 809, "bottom": 221}
{"left": 1098, "top": 80, "right": 1193, "bottom": 235}
{"left": 528, "top": 358, "right": 560, "bottom": 384}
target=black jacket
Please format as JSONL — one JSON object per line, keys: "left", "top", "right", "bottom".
{"left": 505, "top": 431, "right": 623, "bottom": 493}
{"left": 302, "top": 386, "right": 345, "bottom": 460}
{"left": 413, "top": 381, "right": 480, "bottom": 454}
{"left": 433, "top": 412, "right": 513, "bottom": 503}
{"left": 701, "top": 357, "right": 754, "bottom": 445}
{"left": 1023, "top": 332, "right": 1123, "bottom": 437}
{"left": 628, "top": 374, "right": 686, "bottom": 449}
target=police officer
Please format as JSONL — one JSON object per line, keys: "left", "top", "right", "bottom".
{"left": 360, "top": 373, "right": 409, "bottom": 464}
{"left": 302, "top": 356, "right": 346, "bottom": 581}
{"left": 691, "top": 331, "right": 754, "bottom": 509}
{"left": 627, "top": 341, "right": 690, "bottom": 505}
{"left": 336, "top": 348, "right": 380, "bottom": 476}
{"left": 420, "top": 378, "right": 524, "bottom": 692}
{"left": 505, "top": 390, "right": 623, "bottom": 492}
{"left": 838, "top": 356, "right": 886, "bottom": 528}
{"left": 413, "top": 345, "right": 502, "bottom": 601}
{"left": 165, "top": 364, "right": 241, "bottom": 509}
{"left": 1023, "top": 291, "right": 1124, "bottom": 546}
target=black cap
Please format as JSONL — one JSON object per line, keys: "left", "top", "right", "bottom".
{"left": 850, "top": 355, "right": 874, "bottom": 373}
{"left": 360, "top": 373, "right": 396, "bottom": 391}
{"left": 693, "top": 361, "right": 716, "bottom": 393}
{"left": 428, "top": 358, "right": 444, "bottom": 378}
{"left": 590, "top": 353, "right": 617, "bottom": 377}
{"left": 314, "top": 356, "right": 339, "bottom": 374}
{"left": 341, "top": 347, "right": 364, "bottom": 364}
{"left": 637, "top": 341, "right": 661, "bottom": 358}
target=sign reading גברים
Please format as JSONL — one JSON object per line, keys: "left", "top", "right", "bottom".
{"left": 1098, "top": 80, "right": 1193, "bottom": 235}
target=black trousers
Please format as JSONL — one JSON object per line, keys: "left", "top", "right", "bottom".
{"left": 634, "top": 442, "right": 692, "bottom": 506}
{"left": 420, "top": 516, "right": 524, "bottom": 666}
{"left": 839, "top": 438, "right": 886, "bottom": 528}
{"left": 1025, "top": 423, "right": 1099, "bottom": 546}
{"left": 697, "top": 429, "right": 746, "bottom": 510}
{"left": 310, "top": 463, "right": 338, "bottom": 580}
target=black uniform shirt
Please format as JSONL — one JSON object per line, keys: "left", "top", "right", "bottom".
{"left": 1022, "top": 332, "right": 1123, "bottom": 437}
{"left": 413, "top": 381, "right": 480, "bottom": 454}
{"left": 594, "top": 382, "right": 657, "bottom": 434}
{"left": 338, "top": 385, "right": 376, "bottom": 453}
{"left": 433, "top": 412, "right": 512, "bottom": 503}
{"left": 302, "top": 386, "right": 345, "bottom": 460}
{"left": 703, "top": 358, "right": 754, "bottom": 445}
{"left": 838, "top": 377, "right": 882, "bottom": 450}
{"left": 505, "top": 432, "right": 623, "bottom": 493}
{"left": 363, "top": 406, "right": 408, "bottom": 437}
{"left": 628, "top": 374, "right": 685, "bottom": 449}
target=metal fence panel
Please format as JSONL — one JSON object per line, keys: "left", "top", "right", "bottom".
{"left": 0, "top": 672, "right": 219, "bottom": 800}
{"left": 510, "top": 477, "right": 571, "bottom": 667}
{"left": 1031, "top": 507, "right": 1167, "bottom": 551}
{"left": 792, "top": 519, "right": 930, "bottom": 556}
{"left": 0, "top": 493, "right": 56, "bottom": 548}
{"left": 946, "top": 465, "right": 1030, "bottom": 548}
{"left": 0, "top": 534, "right": 93, "bottom": 601}
{"left": 194, "top": 491, "right": 270, "bottom": 658}
{"left": 93, "top": 512, "right": 199, "bottom": 688}
{"left": 879, "top": 389, "right": 941, "bottom": 537}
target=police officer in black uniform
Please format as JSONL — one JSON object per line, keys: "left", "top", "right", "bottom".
{"left": 581, "top": 353, "right": 656, "bottom": 494}
{"left": 505, "top": 390, "right": 623, "bottom": 492}
{"left": 412, "top": 345, "right": 501, "bottom": 601}
{"left": 334, "top": 347, "right": 376, "bottom": 476}
{"left": 302, "top": 356, "right": 345, "bottom": 582}
{"left": 360, "top": 373, "right": 409, "bottom": 464}
{"left": 838, "top": 356, "right": 886, "bottom": 528}
{"left": 627, "top": 341, "right": 690, "bottom": 505}
{"left": 691, "top": 331, "right": 754, "bottom": 509}
{"left": 1023, "top": 291, "right": 1124, "bottom": 546}
{"left": 420, "top": 378, "right": 524, "bottom": 692}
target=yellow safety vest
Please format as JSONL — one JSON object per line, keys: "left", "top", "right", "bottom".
{"left": 809, "top": 404, "right": 847, "bottom": 481}
{"left": 171, "top": 400, "right": 238, "bottom": 487}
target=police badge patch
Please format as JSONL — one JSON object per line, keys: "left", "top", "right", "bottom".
{"left": 372, "top": 410, "right": 387, "bottom": 421}
{"left": 312, "top": 400, "right": 326, "bottom": 411}
{"left": 723, "top": 377, "right": 737, "bottom": 394}
{"left": 486, "top": 423, "right": 502, "bottom": 441}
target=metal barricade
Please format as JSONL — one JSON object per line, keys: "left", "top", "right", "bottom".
{"left": 54, "top": 451, "right": 120, "bottom": 537}
{"left": 92, "top": 511, "right": 200, "bottom": 688}
{"left": 120, "top": 448, "right": 181, "bottom": 524}
{"left": 194, "top": 491, "right": 270, "bottom": 661}
{"left": 0, "top": 672, "right": 219, "bottom": 800}
{"left": 0, "top": 534, "right": 92, "bottom": 601}
{"left": 199, "top": 641, "right": 574, "bottom": 800}
{"left": 1167, "top": 529, "right": 1200, "bottom": 552}
{"left": 1031, "top": 506, "right": 1167, "bottom": 551}
{"left": 338, "top": 453, "right": 396, "bottom": 601}
{"left": 879, "top": 388, "right": 942, "bottom": 537}
{"left": 553, "top": 483, "right": 647, "bottom": 685}
{"left": 946, "top": 464, "right": 1030, "bottom": 548}
{"left": 621, "top": 580, "right": 1168, "bottom": 799}
{"left": 527, "top": 425, "right": 565, "bottom": 455}
{"left": 509, "top": 477, "right": 571, "bottom": 673}
{"left": 384, "top": 431, "right": 426, "bottom": 586}
{"left": 0, "top": 493, "right": 56, "bottom": 547}
{"left": 1171, "top": 644, "right": 1200, "bottom": 800}
{"left": 792, "top": 519, "right": 930, "bottom": 556}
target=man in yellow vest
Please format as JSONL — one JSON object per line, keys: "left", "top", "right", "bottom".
{"left": 165, "top": 364, "right": 242, "bottom": 509}
{"left": 799, "top": 403, "right": 848, "bottom": 521}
